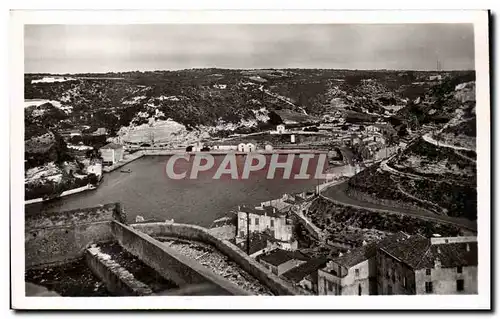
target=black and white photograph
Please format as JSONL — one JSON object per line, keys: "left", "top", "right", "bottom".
{"left": 9, "top": 9, "right": 491, "bottom": 310}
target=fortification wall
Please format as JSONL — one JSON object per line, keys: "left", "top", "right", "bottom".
{"left": 110, "top": 221, "right": 249, "bottom": 296}
{"left": 25, "top": 203, "right": 125, "bottom": 268}
{"left": 131, "top": 222, "right": 299, "bottom": 295}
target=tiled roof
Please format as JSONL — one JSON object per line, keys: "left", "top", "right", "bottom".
{"left": 331, "top": 243, "right": 377, "bottom": 268}
{"left": 282, "top": 257, "right": 328, "bottom": 283}
{"left": 380, "top": 236, "right": 478, "bottom": 270}
{"left": 418, "top": 242, "right": 478, "bottom": 269}
{"left": 330, "top": 232, "right": 410, "bottom": 269}
{"left": 258, "top": 248, "right": 309, "bottom": 267}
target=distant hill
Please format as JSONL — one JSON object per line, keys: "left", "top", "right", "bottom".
{"left": 347, "top": 75, "right": 477, "bottom": 221}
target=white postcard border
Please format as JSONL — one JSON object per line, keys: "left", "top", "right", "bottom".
{"left": 10, "top": 9, "right": 491, "bottom": 310}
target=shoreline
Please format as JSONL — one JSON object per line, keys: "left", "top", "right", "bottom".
{"left": 102, "top": 148, "right": 331, "bottom": 173}
{"left": 24, "top": 184, "right": 97, "bottom": 205}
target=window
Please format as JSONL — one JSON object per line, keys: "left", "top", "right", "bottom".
{"left": 425, "top": 282, "right": 433, "bottom": 293}
{"left": 457, "top": 266, "right": 463, "bottom": 274}
{"left": 426, "top": 269, "right": 431, "bottom": 276}
{"left": 355, "top": 269, "right": 360, "bottom": 277}
{"left": 403, "top": 277, "right": 407, "bottom": 288}
{"left": 270, "top": 219, "right": 274, "bottom": 227}
{"left": 239, "top": 231, "right": 245, "bottom": 237}
{"left": 358, "top": 284, "right": 362, "bottom": 296}
{"left": 255, "top": 218, "right": 259, "bottom": 225}
{"left": 457, "top": 280, "right": 464, "bottom": 291}
{"left": 327, "top": 281, "right": 333, "bottom": 292}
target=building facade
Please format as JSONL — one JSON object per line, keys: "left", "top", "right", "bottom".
{"left": 377, "top": 235, "right": 478, "bottom": 295}
{"left": 237, "top": 205, "right": 293, "bottom": 242}
{"left": 99, "top": 143, "right": 124, "bottom": 165}
{"left": 318, "top": 243, "right": 377, "bottom": 296}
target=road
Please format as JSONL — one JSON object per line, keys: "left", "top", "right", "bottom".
{"left": 320, "top": 182, "right": 477, "bottom": 232}
{"left": 422, "top": 133, "right": 475, "bottom": 152}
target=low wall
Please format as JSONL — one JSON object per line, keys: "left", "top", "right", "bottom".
{"left": 25, "top": 203, "right": 126, "bottom": 268}
{"left": 24, "top": 184, "right": 93, "bottom": 205}
{"left": 102, "top": 152, "right": 145, "bottom": 173}
{"left": 345, "top": 187, "right": 436, "bottom": 215}
{"left": 110, "top": 221, "right": 249, "bottom": 296}
{"left": 131, "top": 222, "right": 299, "bottom": 295}
{"left": 85, "top": 247, "right": 153, "bottom": 296}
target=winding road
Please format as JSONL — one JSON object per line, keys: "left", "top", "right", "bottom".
{"left": 422, "top": 132, "right": 475, "bottom": 153}
{"left": 320, "top": 181, "right": 477, "bottom": 232}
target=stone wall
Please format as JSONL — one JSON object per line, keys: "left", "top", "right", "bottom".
{"left": 25, "top": 203, "right": 125, "bottom": 268}
{"left": 345, "top": 187, "right": 435, "bottom": 215}
{"left": 131, "top": 222, "right": 299, "bottom": 295}
{"left": 85, "top": 246, "right": 153, "bottom": 296}
{"left": 110, "top": 221, "right": 249, "bottom": 296}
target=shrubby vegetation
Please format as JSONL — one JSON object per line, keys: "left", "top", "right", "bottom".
{"left": 25, "top": 173, "right": 99, "bottom": 200}
{"left": 308, "top": 197, "right": 463, "bottom": 237}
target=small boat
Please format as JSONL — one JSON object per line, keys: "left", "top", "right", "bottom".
{"left": 120, "top": 169, "right": 132, "bottom": 173}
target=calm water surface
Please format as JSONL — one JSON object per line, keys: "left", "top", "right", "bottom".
{"left": 25, "top": 155, "right": 324, "bottom": 227}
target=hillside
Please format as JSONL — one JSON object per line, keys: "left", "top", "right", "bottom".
{"left": 347, "top": 77, "right": 477, "bottom": 221}
{"left": 25, "top": 69, "right": 473, "bottom": 139}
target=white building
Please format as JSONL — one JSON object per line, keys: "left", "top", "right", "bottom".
{"left": 318, "top": 232, "right": 409, "bottom": 296}
{"left": 213, "top": 84, "right": 227, "bottom": 89}
{"left": 212, "top": 145, "right": 238, "bottom": 151}
{"left": 237, "top": 143, "right": 256, "bottom": 152}
{"left": 237, "top": 205, "right": 293, "bottom": 242}
{"left": 365, "top": 125, "right": 381, "bottom": 133}
{"left": 276, "top": 124, "right": 286, "bottom": 134}
{"left": 99, "top": 143, "right": 124, "bottom": 165}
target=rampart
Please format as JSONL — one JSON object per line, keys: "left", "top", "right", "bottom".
{"left": 25, "top": 203, "right": 125, "bottom": 268}
{"left": 131, "top": 222, "right": 299, "bottom": 295}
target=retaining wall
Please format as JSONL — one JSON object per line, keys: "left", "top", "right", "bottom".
{"left": 131, "top": 222, "right": 299, "bottom": 295}
{"left": 345, "top": 187, "right": 436, "bottom": 215}
{"left": 25, "top": 203, "right": 126, "bottom": 268}
{"left": 110, "top": 221, "right": 249, "bottom": 296}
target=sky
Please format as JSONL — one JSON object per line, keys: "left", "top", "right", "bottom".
{"left": 24, "top": 24, "right": 475, "bottom": 74}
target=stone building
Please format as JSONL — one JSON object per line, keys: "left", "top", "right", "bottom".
{"left": 318, "top": 232, "right": 409, "bottom": 296}
{"left": 236, "top": 205, "right": 294, "bottom": 243}
{"left": 256, "top": 248, "right": 309, "bottom": 276}
{"left": 377, "top": 235, "right": 478, "bottom": 295}
{"left": 282, "top": 257, "right": 328, "bottom": 294}
{"left": 99, "top": 143, "right": 124, "bottom": 166}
